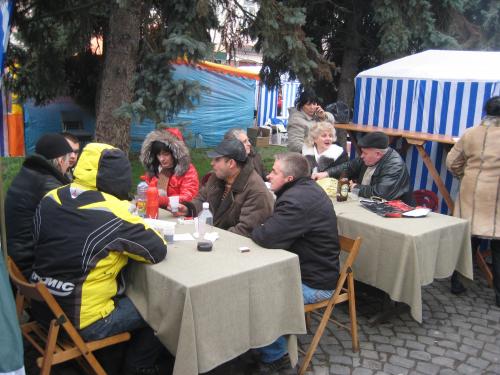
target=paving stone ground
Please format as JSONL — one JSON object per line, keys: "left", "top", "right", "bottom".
{"left": 24, "top": 268, "right": 500, "bottom": 374}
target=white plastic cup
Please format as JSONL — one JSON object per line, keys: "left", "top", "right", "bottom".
{"left": 170, "top": 196, "right": 180, "bottom": 213}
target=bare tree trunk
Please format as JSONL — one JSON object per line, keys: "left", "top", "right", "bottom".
{"left": 337, "top": 7, "right": 361, "bottom": 107}
{"left": 94, "top": 2, "right": 141, "bottom": 153}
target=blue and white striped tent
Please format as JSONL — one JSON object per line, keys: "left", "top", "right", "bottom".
{"left": 256, "top": 79, "right": 300, "bottom": 126}
{"left": 256, "top": 82, "right": 278, "bottom": 126}
{"left": 281, "top": 80, "right": 301, "bottom": 119}
{"left": 353, "top": 50, "right": 500, "bottom": 213}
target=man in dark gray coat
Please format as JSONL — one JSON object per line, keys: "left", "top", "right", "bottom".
{"left": 326, "top": 132, "right": 411, "bottom": 202}
{"left": 5, "top": 133, "right": 72, "bottom": 278}
{"left": 251, "top": 152, "right": 340, "bottom": 373}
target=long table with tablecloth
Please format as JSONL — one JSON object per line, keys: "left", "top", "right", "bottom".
{"left": 334, "top": 199, "right": 472, "bottom": 322}
{"left": 125, "top": 219, "right": 306, "bottom": 375}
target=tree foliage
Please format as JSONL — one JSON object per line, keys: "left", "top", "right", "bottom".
{"left": 4, "top": 0, "right": 498, "bottom": 150}
{"left": 296, "top": 0, "right": 499, "bottom": 106}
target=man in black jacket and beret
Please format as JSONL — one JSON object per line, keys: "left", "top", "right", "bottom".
{"left": 251, "top": 152, "right": 340, "bottom": 374}
{"left": 324, "top": 131, "right": 411, "bottom": 202}
{"left": 5, "top": 133, "right": 72, "bottom": 278}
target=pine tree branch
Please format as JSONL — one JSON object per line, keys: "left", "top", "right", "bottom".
{"left": 36, "top": 0, "right": 107, "bottom": 20}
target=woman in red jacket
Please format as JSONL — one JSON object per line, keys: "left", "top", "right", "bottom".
{"left": 140, "top": 128, "right": 199, "bottom": 208}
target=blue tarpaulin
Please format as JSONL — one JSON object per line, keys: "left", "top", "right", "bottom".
{"left": 22, "top": 62, "right": 259, "bottom": 152}
{"left": 131, "top": 63, "right": 257, "bottom": 149}
{"left": 23, "top": 97, "right": 94, "bottom": 155}
{"left": 173, "top": 64, "right": 256, "bottom": 146}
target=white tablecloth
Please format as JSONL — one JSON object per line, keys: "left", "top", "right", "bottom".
{"left": 126, "top": 220, "right": 306, "bottom": 375}
{"left": 334, "top": 200, "right": 473, "bottom": 322}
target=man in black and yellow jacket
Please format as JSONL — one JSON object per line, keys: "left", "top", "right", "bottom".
{"left": 31, "top": 143, "right": 168, "bottom": 375}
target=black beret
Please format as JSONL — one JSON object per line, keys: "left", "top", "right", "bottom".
{"left": 35, "top": 133, "right": 73, "bottom": 160}
{"left": 358, "top": 132, "right": 389, "bottom": 149}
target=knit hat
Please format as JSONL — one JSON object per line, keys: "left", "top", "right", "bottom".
{"left": 358, "top": 132, "right": 389, "bottom": 149}
{"left": 35, "top": 133, "right": 73, "bottom": 159}
{"left": 207, "top": 139, "right": 247, "bottom": 162}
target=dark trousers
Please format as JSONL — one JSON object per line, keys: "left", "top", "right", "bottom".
{"left": 490, "top": 239, "right": 500, "bottom": 305}
{"left": 80, "top": 296, "right": 166, "bottom": 371}
{"left": 452, "top": 237, "right": 500, "bottom": 305}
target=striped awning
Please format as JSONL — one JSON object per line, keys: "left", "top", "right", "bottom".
{"left": 353, "top": 50, "right": 500, "bottom": 212}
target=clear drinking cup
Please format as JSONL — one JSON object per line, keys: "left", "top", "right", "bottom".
{"left": 350, "top": 187, "right": 360, "bottom": 200}
{"left": 170, "top": 196, "right": 180, "bottom": 213}
{"left": 163, "top": 224, "right": 175, "bottom": 244}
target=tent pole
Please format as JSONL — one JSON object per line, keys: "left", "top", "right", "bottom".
{"left": 254, "top": 80, "right": 262, "bottom": 128}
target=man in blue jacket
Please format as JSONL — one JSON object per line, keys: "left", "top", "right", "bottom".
{"left": 252, "top": 152, "right": 340, "bottom": 373}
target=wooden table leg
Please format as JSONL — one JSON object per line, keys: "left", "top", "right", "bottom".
{"left": 406, "top": 138, "right": 454, "bottom": 213}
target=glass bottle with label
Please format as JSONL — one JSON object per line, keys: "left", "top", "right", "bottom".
{"left": 336, "top": 168, "right": 349, "bottom": 202}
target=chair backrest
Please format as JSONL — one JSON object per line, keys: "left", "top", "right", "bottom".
{"left": 7, "top": 257, "right": 84, "bottom": 342}
{"left": 7, "top": 256, "right": 130, "bottom": 375}
{"left": 338, "top": 235, "right": 362, "bottom": 279}
{"left": 413, "top": 189, "right": 439, "bottom": 211}
{"left": 7, "top": 256, "right": 44, "bottom": 303}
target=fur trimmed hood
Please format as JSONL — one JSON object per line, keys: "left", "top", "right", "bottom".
{"left": 140, "top": 129, "right": 191, "bottom": 176}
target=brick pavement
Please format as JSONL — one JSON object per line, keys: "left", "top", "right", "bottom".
{"left": 24, "top": 272, "right": 500, "bottom": 374}
{"left": 282, "top": 274, "right": 500, "bottom": 375}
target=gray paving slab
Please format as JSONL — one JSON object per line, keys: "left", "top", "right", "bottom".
{"left": 23, "top": 267, "right": 500, "bottom": 374}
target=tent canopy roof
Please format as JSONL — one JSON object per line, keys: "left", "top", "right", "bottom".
{"left": 175, "top": 59, "right": 260, "bottom": 80}
{"left": 357, "top": 50, "right": 500, "bottom": 82}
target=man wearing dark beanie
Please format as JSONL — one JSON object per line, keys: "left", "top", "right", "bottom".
{"left": 5, "top": 133, "right": 73, "bottom": 277}
{"left": 320, "top": 131, "right": 412, "bottom": 202}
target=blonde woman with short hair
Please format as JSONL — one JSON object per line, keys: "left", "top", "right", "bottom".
{"left": 302, "top": 122, "right": 348, "bottom": 180}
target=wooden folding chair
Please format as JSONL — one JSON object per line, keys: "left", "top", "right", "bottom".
{"left": 476, "top": 248, "right": 493, "bottom": 288}
{"left": 298, "top": 235, "right": 362, "bottom": 375}
{"left": 7, "top": 257, "right": 130, "bottom": 375}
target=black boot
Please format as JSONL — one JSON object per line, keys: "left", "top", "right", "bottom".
{"left": 450, "top": 271, "right": 466, "bottom": 295}
{"left": 491, "top": 240, "right": 500, "bottom": 307}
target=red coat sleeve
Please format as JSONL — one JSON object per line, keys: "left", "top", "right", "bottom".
{"left": 162, "top": 164, "right": 200, "bottom": 208}
{"left": 177, "top": 164, "right": 199, "bottom": 203}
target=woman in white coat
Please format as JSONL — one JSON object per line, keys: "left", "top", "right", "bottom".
{"left": 446, "top": 95, "right": 500, "bottom": 307}
{"left": 302, "top": 122, "right": 348, "bottom": 179}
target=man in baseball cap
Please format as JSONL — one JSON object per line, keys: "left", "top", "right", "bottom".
{"left": 176, "top": 138, "right": 273, "bottom": 237}
{"left": 320, "top": 131, "right": 412, "bottom": 202}
{"left": 5, "top": 133, "right": 73, "bottom": 277}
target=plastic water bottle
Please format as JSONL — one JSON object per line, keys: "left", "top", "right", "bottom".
{"left": 146, "top": 181, "right": 159, "bottom": 219}
{"left": 136, "top": 181, "right": 148, "bottom": 217}
{"left": 198, "top": 202, "right": 213, "bottom": 238}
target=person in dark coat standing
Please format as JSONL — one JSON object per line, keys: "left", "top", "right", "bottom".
{"left": 327, "top": 132, "right": 411, "bottom": 202}
{"left": 5, "top": 133, "right": 72, "bottom": 278}
{"left": 251, "top": 152, "right": 340, "bottom": 373}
